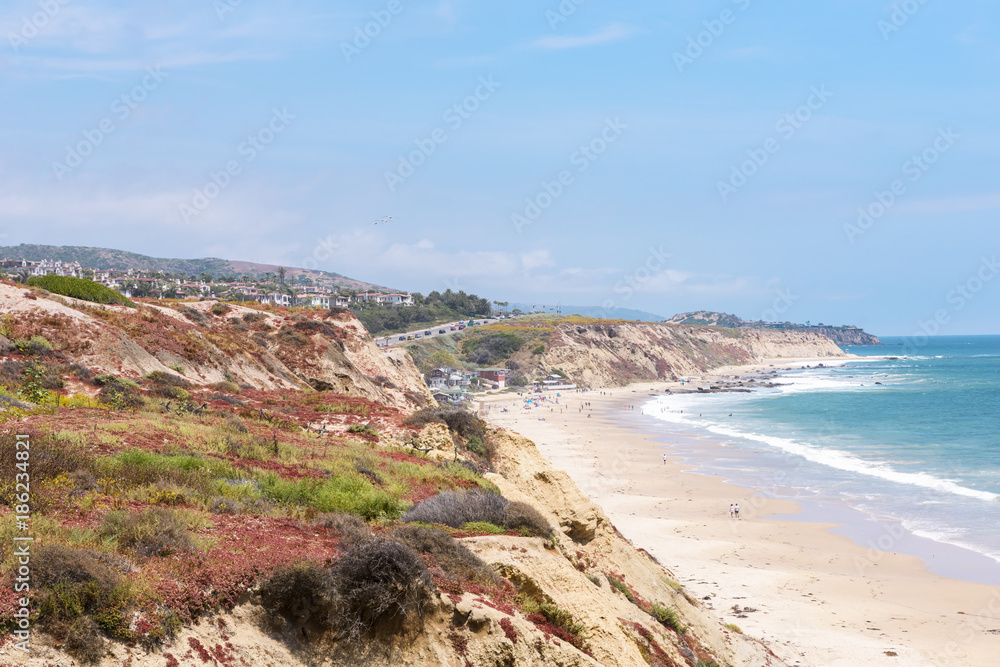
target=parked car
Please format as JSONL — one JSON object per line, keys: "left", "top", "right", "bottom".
{"left": 414, "top": 334, "right": 422, "bottom": 339}
{"left": 458, "top": 325, "right": 466, "bottom": 330}
{"left": 398, "top": 335, "right": 406, "bottom": 341}
{"left": 450, "top": 326, "right": 457, "bottom": 331}
{"left": 438, "top": 329, "right": 446, "bottom": 334}
{"left": 407, "top": 335, "right": 414, "bottom": 340}
{"left": 424, "top": 330, "right": 432, "bottom": 336}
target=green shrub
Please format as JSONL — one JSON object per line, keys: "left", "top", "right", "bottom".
{"left": 461, "top": 521, "right": 505, "bottom": 534}
{"left": 650, "top": 602, "right": 686, "bottom": 633}
{"left": 724, "top": 622, "right": 742, "bottom": 634}
{"left": 461, "top": 332, "right": 524, "bottom": 366}
{"left": 168, "top": 365, "right": 185, "bottom": 375}
{"left": 14, "top": 335, "right": 54, "bottom": 356}
{"left": 531, "top": 345, "right": 545, "bottom": 355}
{"left": 210, "top": 302, "right": 230, "bottom": 316}
{"left": 18, "top": 358, "right": 50, "bottom": 404}
{"left": 508, "top": 375, "right": 528, "bottom": 387}
{"left": 347, "top": 424, "right": 379, "bottom": 437}
{"left": 260, "top": 474, "right": 403, "bottom": 520}
{"left": 466, "top": 436, "right": 485, "bottom": 455}
{"left": 27, "top": 275, "right": 136, "bottom": 307}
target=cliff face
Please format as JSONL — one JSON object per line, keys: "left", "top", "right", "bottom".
{"left": 806, "top": 326, "right": 881, "bottom": 346}
{"left": 515, "top": 322, "right": 845, "bottom": 388}
{"left": 0, "top": 282, "right": 431, "bottom": 408}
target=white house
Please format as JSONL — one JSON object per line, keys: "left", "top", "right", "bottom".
{"left": 381, "top": 293, "right": 414, "bottom": 305}
{"left": 259, "top": 293, "right": 291, "bottom": 307}
{"left": 310, "top": 295, "right": 330, "bottom": 309}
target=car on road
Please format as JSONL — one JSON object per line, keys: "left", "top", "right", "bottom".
{"left": 414, "top": 334, "right": 422, "bottom": 339}
{"left": 450, "top": 326, "right": 457, "bottom": 331}
{"left": 458, "top": 324, "right": 466, "bottom": 330}
{"left": 407, "top": 335, "right": 414, "bottom": 340}
{"left": 398, "top": 335, "right": 406, "bottom": 341}
{"left": 438, "top": 329, "right": 446, "bottom": 334}
{"left": 424, "top": 330, "right": 432, "bottom": 336}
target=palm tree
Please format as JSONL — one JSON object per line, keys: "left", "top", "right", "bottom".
{"left": 278, "top": 266, "right": 287, "bottom": 285}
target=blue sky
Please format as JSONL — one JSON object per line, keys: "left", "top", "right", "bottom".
{"left": 1, "top": 0, "right": 998, "bottom": 335}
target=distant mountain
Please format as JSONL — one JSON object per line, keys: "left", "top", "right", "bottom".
{"left": 667, "top": 310, "right": 881, "bottom": 345}
{"left": 510, "top": 303, "right": 667, "bottom": 322}
{"left": 0, "top": 244, "right": 392, "bottom": 292}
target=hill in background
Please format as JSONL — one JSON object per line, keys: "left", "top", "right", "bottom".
{"left": 667, "top": 310, "right": 881, "bottom": 345}
{"left": 0, "top": 243, "right": 391, "bottom": 293}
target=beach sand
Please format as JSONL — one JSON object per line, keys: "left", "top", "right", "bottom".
{"left": 479, "top": 359, "right": 1000, "bottom": 666}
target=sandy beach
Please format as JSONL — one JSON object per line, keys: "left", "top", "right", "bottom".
{"left": 479, "top": 359, "right": 1000, "bottom": 666}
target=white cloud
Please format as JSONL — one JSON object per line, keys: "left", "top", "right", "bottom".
{"left": 530, "top": 23, "right": 634, "bottom": 50}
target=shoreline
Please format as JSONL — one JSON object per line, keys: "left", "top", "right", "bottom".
{"left": 479, "top": 357, "right": 1000, "bottom": 666}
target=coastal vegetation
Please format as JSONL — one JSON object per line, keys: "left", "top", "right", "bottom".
{"left": 26, "top": 275, "right": 136, "bottom": 308}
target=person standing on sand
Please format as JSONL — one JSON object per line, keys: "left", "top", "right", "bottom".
{"left": 734, "top": 503, "right": 740, "bottom": 519}
{"left": 729, "top": 503, "right": 735, "bottom": 518}
{"left": 662, "top": 453, "right": 667, "bottom": 465}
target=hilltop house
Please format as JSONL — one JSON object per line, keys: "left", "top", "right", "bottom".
{"left": 259, "top": 293, "right": 292, "bottom": 307}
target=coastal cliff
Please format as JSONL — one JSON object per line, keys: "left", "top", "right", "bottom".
{"left": 1, "top": 286, "right": 790, "bottom": 666}
{"left": 506, "top": 321, "right": 845, "bottom": 388}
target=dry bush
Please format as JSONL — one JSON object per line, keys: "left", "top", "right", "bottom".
{"left": 404, "top": 407, "right": 485, "bottom": 441}
{"left": 503, "top": 501, "right": 553, "bottom": 537}
{"left": 258, "top": 560, "right": 336, "bottom": 636}
{"left": 294, "top": 320, "right": 337, "bottom": 337}
{"left": 328, "top": 538, "right": 432, "bottom": 642}
{"left": 0, "top": 434, "right": 91, "bottom": 499}
{"left": 64, "top": 617, "right": 108, "bottom": 665}
{"left": 179, "top": 307, "right": 209, "bottom": 326}
{"left": 312, "top": 512, "right": 373, "bottom": 546}
{"left": 145, "top": 371, "right": 191, "bottom": 388}
{"left": 97, "top": 379, "right": 145, "bottom": 410}
{"left": 242, "top": 311, "right": 265, "bottom": 324}
{"left": 393, "top": 524, "right": 500, "bottom": 585}
{"left": 99, "top": 508, "right": 194, "bottom": 557}
{"left": 277, "top": 326, "right": 309, "bottom": 347}
{"left": 402, "top": 489, "right": 507, "bottom": 529}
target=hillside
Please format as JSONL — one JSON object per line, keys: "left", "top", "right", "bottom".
{"left": 0, "top": 244, "right": 391, "bottom": 293}
{"left": 0, "top": 283, "right": 787, "bottom": 666}
{"left": 667, "top": 311, "right": 881, "bottom": 346}
{"left": 406, "top": 315, "right": 845, "bottom": 387}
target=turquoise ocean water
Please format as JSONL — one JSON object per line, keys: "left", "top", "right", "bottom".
{"left": 641, "top": 335, "right": 1000, "bottom": 581}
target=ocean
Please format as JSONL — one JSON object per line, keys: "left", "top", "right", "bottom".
{"left": 639, "top": 335, "right": 1000, "bottom": 584}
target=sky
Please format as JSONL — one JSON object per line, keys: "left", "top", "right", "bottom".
{"left": 0, "top": 0, "right": 998, "bottom": 336}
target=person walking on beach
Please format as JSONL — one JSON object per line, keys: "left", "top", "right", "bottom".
{"left": 729, "top": 503, "right": 735, "bottom": 518}
{"left": 662, "top": 453, "right": 667, "bottom": 465}
{"left": 734, "top": 503, "right": 740, "bottom": 519}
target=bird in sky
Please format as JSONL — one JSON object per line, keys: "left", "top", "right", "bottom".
{"left": 373, "top": 216, "right": 393, "bottom": 225}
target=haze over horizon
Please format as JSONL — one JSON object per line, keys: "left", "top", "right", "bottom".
{"left": 2, "top": 1, "right": 998, "bottom": 336}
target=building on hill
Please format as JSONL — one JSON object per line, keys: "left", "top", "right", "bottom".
{"left": 259, "top": 293, "right": 291, "bottom": 307}
{"left": 31, "top": 259, "right": 82, "bottom": 278}
{"left": 476, "top": 368, "right": 509, "bottom": 388}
